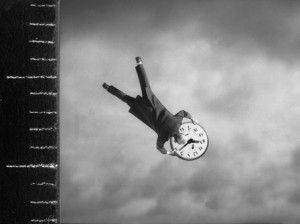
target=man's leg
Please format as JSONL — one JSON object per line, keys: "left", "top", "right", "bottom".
{"left": 135, "top": 57, "right": 152, "bottom": 99}
{"left": 102, "top": 83, "right": 134, "bottom": 107}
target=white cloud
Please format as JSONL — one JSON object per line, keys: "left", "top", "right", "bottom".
{"left": 60, "top": 1, "right": 300, "bottom": 223}
{"left": 118, "top": 197, "right": 157, "bottom": 217}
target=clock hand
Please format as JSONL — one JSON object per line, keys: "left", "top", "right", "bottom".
{"left": 178, "top": 143, "right": 188, "bottom": 151}
{"left": 178, "top": 139, "right": 194, "bottom": 151}
{"left": 191, "top": 139, "right": 200, "bottom": 143}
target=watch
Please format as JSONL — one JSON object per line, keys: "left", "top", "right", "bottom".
{"left": 170, "top": 121, "right": 209, "bottom": 161}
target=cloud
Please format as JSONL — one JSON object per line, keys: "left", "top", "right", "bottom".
{"left": 60, "top": 1, "right": 300, "bottom": 223}
{"left": 290, "top": 146, "right": 300, "bottom": 170}
{"left": 61, "top": 0, "right": 300, "bottom": 63}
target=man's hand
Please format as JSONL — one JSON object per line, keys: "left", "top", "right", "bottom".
{"left": 191, "top": 117, "right": 199, "bottom": 125}
{"left": 157, "top": 146, "right": 168, "bottom": 154}
{"left": 166, "top": 150, "right": 176, "bottom": 156}
{"left": 158, "top": 146, "right": 176, "bottom": 156}
{"left": 156, "top": 137, "right": 176, "bottom": 156}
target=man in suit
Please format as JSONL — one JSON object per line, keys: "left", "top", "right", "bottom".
{"left": 102, "top": 57, "right": 199, "bottom": 155}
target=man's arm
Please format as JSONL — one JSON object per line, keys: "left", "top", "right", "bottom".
{"left": 156, "top": 137, "right": 176, "bottom": 156}
{"left": 176, "top": 110, "right": 199, "bottom": 124}
{"left": 156, "top": 137, "right": 167, "bottom": 154}
{"left": 176, "top": 110, "right": 192, "bottom": 119}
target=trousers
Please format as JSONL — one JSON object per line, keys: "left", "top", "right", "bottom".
{"left": 107, "top": 64, "right": 151, "bottom": 106}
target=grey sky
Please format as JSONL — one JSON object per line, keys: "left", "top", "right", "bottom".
{"left": 60, "top": 1, "right": 300, "bottom": 223}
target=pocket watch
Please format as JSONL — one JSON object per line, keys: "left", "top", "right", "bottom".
{"left": 170, "top": 121, "right": 209, "bottom": 161}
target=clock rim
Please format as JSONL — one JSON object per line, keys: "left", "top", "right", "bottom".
{"left": 170, "top": 121, "right": 209, "bottom": 161}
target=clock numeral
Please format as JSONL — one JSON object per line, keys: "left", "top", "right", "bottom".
{"left": 194, "top": 128, "right": 198, "bottom": 132}
{"left": 188, "top": 126, "right": 191, "bottom": 131}
{"left": 193, "top": 151, "right": 198, "bottom": 156}
{"left": 198, "top": 133, "right": 203, "bottom": 137}
{"left": 179, "top": 127, "right": 184, "bottom": 132}
{"left": 180, "top": 151, "right": 184, "bottom": 156}
{"left": 199, "top": 146, "right": 203, "bottom": 150}
{"left": 188, "top": 154, "right": 191, "bottom": 157}
{"left": 199, "top": 139, "right": 206, "bottom": 144}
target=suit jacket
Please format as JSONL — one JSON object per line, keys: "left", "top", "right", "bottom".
{"left": 128, "top": 86, "right": 191, "bottom": 152}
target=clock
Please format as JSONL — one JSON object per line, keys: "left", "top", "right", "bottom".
{"left": 170, "top": 121, "right": 209, "bottom": 161}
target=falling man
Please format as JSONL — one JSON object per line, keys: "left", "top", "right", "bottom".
{"left": 102, "top": 57, "right": 200, "bottom": 156}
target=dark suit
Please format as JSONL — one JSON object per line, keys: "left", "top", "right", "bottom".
{"left": 105, "top": 62, "right": 191, "bottom": 153}
{"left": 129, "top": 64, "right": 191, "bottom": 152}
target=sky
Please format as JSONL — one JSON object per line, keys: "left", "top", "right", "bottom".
{"left": 60, "top": 1, "right": 300, "bottom": 223}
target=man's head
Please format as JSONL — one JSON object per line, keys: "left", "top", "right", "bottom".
{"left": 173, "top": 132, "right": 187, "bottom": 145}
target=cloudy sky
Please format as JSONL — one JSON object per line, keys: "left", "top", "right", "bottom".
{"left": 60, "top": 1, "right": 300, "bottom": 223}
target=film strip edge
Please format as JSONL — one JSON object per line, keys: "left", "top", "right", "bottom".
{"left": 1, "top": 0, "right": 60, "bottom": 223}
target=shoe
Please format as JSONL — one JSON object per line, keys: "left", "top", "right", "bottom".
{"left": 136, "top": 57, "right": 143, "bottom": 64}
{"left": 102, "top": 83, "right": 110, "bottom": 90}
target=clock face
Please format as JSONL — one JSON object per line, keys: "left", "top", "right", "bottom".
{"left": 170, "top": 122, "right": 209, "bottom": 161}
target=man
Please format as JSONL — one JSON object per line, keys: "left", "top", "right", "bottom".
{"left": 102, "top": 57, "right": 199, "bottom": 155}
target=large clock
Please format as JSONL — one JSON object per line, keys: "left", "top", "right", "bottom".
{"left": 170, "top": 122, "right": 209, "bottom": 161}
